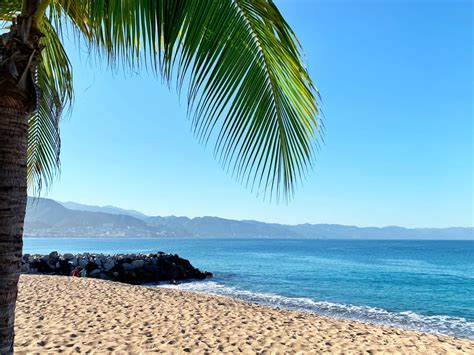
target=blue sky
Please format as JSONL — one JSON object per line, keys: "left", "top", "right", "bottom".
{"left": 44, "top": 0, "right": 473, "bottom": 227}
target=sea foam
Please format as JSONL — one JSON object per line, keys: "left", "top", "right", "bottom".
{"left": 161, "top": 280, "right": 474, "bottom": 339}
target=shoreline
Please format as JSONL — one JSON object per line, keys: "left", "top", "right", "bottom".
{"left": 16, "top": 275, "right": 474, "bottom": 353}
{"left": 162, "top": 280, "right": 474, "bottom": 340}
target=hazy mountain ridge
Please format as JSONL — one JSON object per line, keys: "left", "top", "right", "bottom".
{"left": 24, "top": 197, "right": 474, "bottom": 239}
{"left": 26, "top": 198, "right": 174, "bottom": 237}
{"left": 60, "top": 201, "right": 148, "bottom": 220}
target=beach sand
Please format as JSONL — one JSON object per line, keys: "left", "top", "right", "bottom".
{"left": 15, "top": 275, "right": 474, "bottom": 354}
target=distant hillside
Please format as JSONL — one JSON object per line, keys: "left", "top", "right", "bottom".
{"left": 147, "top": 216, "right": 300, "bottom": 238}
{"left": 285, "top": 224, "right": 472, "bottom": 240}
{"left": 59, "top": 201, "right": 148, "bottom": 220}
{"left": 25, "top": 198, "right": 173, "bottom": 237}
{"left": 24, "top": 197, "right": 474, "bottom": 239}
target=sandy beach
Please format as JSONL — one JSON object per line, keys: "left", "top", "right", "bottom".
{"left": 15, "top": 275, "right": 473, "bottom": 354}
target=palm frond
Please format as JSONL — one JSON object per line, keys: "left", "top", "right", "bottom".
{"left": 50, "top": 0, "right": 184, "bottom": 73}
{"left": 27, "top": 16, "right": 73, "bottom": 192}
{"left": 54, "top": 0, "right": 321, "bottom": 201}
{"left": 181, "top": 1, "right": 321, "bottom": 201}
{"left": 0, "top": 0, "right": 22, "bottom": 14}
{"left": 3, "top": 0, "right": 321, "bottom": 200}
{"left": 0, "top": 0, "right": 22, "bottom": 25}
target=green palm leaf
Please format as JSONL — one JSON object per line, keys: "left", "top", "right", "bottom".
{"left": 3, "top": 0, "right": 322, "bottom": 201}
{"left": 27, "top": 16, "right": 73, "bottom": 192}
{"left": 0, "top": 0, "right": 22, "bottom": 24}
{"left": 180, "top": 1, "right": 321, "bottom": 200}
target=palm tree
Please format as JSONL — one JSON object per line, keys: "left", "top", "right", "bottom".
{"left": 0, "top": 0, "right": 321, "bottom": 352}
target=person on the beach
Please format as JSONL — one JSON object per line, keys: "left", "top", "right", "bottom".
{"left": 70, "top": 268, "right": 80, "bottom": 277}
{"left": 79, "top": 268, "right": 87, "bottom": 277}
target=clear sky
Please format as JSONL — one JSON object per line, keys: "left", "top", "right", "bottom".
{"left": 43, "top": 0, "right": 473, "bottom": 228}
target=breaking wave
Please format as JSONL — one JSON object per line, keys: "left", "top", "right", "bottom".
{"left": 161, "top": 280, "right": 474, "bottom": 339}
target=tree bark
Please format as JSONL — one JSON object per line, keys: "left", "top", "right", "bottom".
{"left": 0, "top": 105, "right": 28, "bottom": 354}
{"left": 0, "top": 6, "right": 41, "bottom": 351}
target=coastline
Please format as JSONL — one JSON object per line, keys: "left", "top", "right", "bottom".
{"left": 16, "top": 275, "right": 474, "bottom": 354}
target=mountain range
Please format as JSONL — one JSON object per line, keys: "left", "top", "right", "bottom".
{"left": 24, "top": 197, "right": 473, "bottom": 239}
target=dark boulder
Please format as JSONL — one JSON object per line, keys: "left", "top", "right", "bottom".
{"left": 21, "top": 252, "right": 213, "bottom": 285}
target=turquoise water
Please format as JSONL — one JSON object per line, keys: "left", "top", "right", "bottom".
{"left": 24, "top": 238, "right": 474, "bottom": 339}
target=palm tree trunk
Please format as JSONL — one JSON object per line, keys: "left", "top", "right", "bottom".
{"left": 0, "top": 105, "right": 28, "bottom": 354}
{"left": 0, "top": 2, "right": 41, "bottom": 351}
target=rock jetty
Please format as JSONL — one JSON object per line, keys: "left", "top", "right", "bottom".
{"left": 21, "top": 251, "right": 213, "bottom": 285}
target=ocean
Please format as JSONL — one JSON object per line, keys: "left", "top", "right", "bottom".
{"left": 23, "top": 238, "right": 474, "bottom": 339}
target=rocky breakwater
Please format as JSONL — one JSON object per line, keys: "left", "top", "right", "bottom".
{"left": 21, "top": 251, "right": 213, "bottom": 285}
